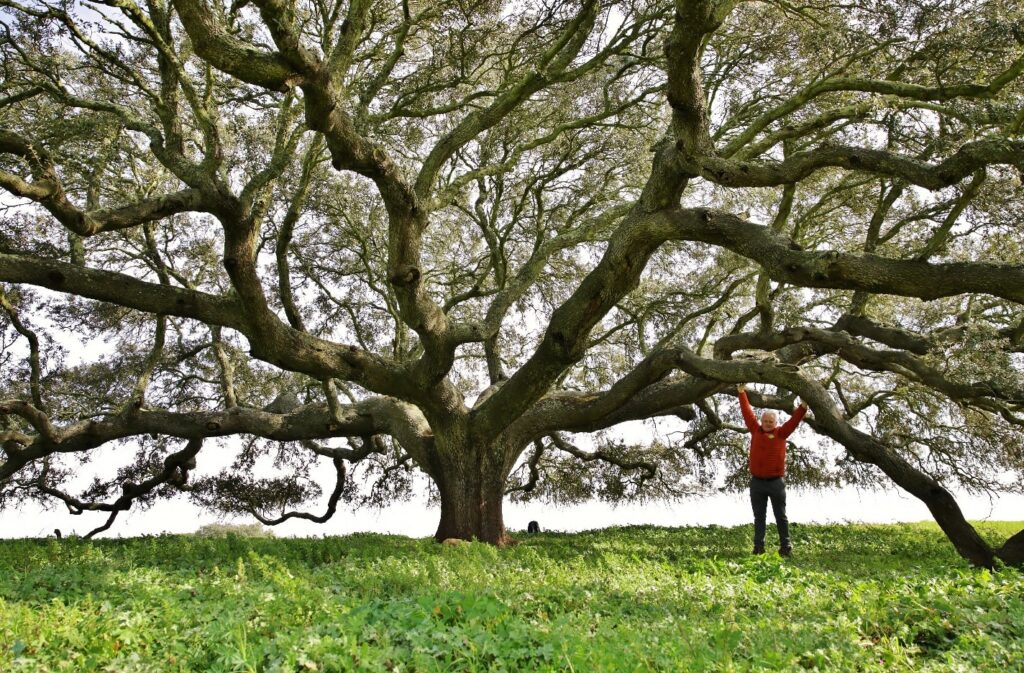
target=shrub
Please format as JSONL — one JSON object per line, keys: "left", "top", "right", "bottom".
{"left": 192, "top": 522, "right": 275, "bottom": 538}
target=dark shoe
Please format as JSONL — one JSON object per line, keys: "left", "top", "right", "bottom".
{"left": 753, "top": 545, "right": 765, "bottom": 555}
{"left": 779, "top": 545, "right": 792, "bottom": 558}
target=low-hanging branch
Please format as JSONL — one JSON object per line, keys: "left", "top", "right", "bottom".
{"left": 830, "top": 314, "right": 934, "bottom": 356}
{"left": 505, "top": 440, "right": 546, "bottom": 496}
{"left": 716, "top": 327, "right": 1024, "bottom": 427}
{"left": 547, "top": 434, "right": 658, "bottom": 484}
{"left": 0, "top": 398, "right": 434, "bottom": 482}
{"left": 247, "top": 455, "right": 349, "bottom": 526}
{"left": 508, "top": 374, "right": 711, "bottom": 443}
{"left": 36, "top": 438, "right": 204, "bottom": 538}
{"left": 0, "top": 296, "right": 43, "bottom": 409}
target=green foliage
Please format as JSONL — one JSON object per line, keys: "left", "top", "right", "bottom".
{"left": 1, "top": 523, "right": 1022, "bottom": 672}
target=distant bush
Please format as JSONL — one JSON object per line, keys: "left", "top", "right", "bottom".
{"left": 193, "top": 522, "right": 275, "bottom": 538}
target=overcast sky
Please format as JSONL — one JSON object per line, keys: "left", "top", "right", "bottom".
{"left": 5, "top": 485, "right": 1022, "bottom": 539}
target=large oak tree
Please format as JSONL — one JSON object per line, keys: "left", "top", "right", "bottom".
{"left": 1, "top": 0, "right": 1022, "bottom": 566}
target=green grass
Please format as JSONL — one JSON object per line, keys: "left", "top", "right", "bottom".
{"left": 1, "top": 521, "right": 1022, "bottom": 672}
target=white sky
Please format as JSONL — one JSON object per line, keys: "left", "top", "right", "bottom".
{"left": 4, "top": 486, "right": 1022, "bottom": 539}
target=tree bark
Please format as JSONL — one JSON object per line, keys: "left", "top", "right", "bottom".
{"left": 429, "top": 438, "right": 513, "bottom": 545}
{"left": 806, "top": 401, "right": 998, "bottom": 568}
{"left": 894, "top": 478, "right": 996, "bottom": 569}
{"left": 996, "top": 529, "right": 1024, "bottom": 567}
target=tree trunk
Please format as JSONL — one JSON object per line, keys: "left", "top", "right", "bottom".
{"left": 844, "top": 433, "right": 996, "bottom": 568}
{"left": 915, "top": 485, "right": 995, "bottom": 569}
{"left": 796, "top": 404, "right": 999, "bottom": 568}
{"left": 429, "top": 437, "right": 514, "bottom": 545}
{"left": 434, "top": 471, "right": 508, "bottom": 544}
{"left": 996, "top": 529, "right": 1024, "bottom": 567}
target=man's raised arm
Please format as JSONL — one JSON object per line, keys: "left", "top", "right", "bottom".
{"left": 737, "top": 384, "right": 759, "bottom": 433}
{"left": 779, "top": 399, "right": 809, "bottom": 438}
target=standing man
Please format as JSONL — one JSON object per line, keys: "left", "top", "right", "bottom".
{"left": 737, "top": 384, "right": 807, "bottom": 557}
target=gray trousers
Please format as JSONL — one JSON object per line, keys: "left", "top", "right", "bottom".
{"left": 750, "top": 476, "right": 789, "bottom": 548}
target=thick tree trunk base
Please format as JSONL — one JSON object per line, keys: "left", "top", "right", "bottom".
{"left": 439, "top": 535, "right": 518, "bottom": 548}
{"left": 432, "top": 473, "right": 509, "bottom": 545}
{"left": 434, "top": 517, "right": 511, "bottom": 545}
{"left": 434, "top": 527, "right": 512, "bottom": 546}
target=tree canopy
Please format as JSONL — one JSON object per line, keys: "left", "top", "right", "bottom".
{"left": 1, "top": 0, "right": 1022, "bottom": 566}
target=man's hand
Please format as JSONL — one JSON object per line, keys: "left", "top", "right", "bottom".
{"left": 797, "top": 398, "right": 808, "bottom": 410}
{"left": 737, "top": 383, "right": 747, "bottom": 393}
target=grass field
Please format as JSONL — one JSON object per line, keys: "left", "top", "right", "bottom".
{"left": 1, "top": 521, "right": 1022, "bottom": 672}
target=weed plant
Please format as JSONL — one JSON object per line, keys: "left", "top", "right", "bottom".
{"left": 1, "top": 522, "right": 1022, "bottom": 671}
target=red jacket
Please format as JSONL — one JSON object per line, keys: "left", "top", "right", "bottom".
{"left": 739, "top": 390, "right": 806, "bottom": 478}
